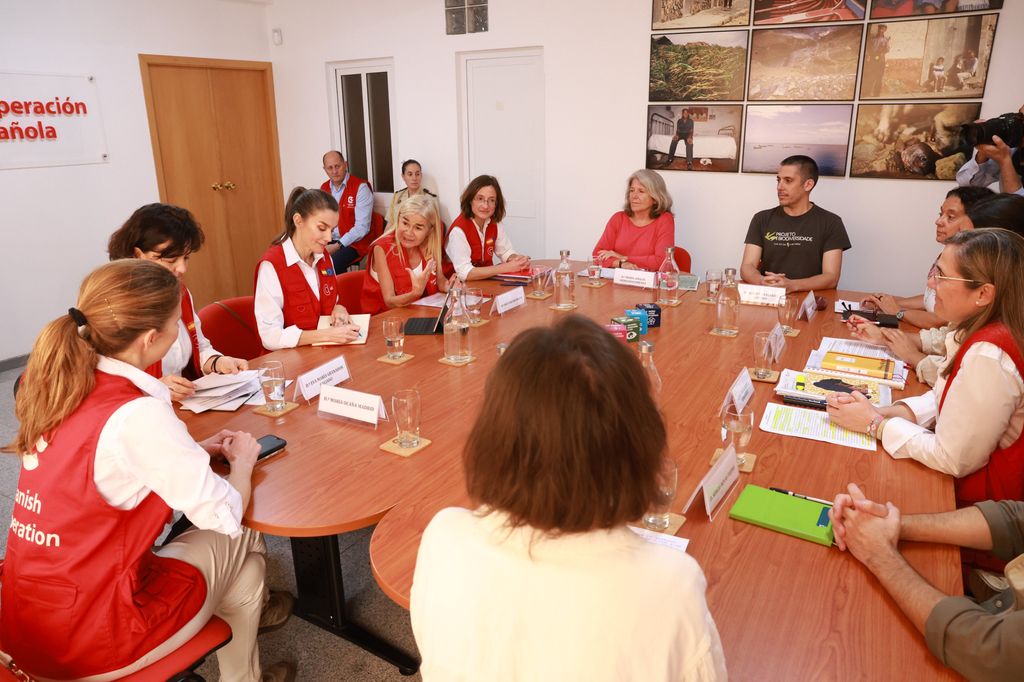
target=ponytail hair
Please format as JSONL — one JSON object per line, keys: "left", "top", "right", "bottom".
{"left": 272, "top": 186, "right": 339, "bottom": 245}
{"left": 7, "top": 260, "right": 180, "bottom": 456}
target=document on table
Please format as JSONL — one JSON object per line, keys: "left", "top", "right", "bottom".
{"left": 411, "top": 292, "right": 449, "bottom": 307}
{"left": 628, "top": 525, "right": 689, "bottom": 553}
{"left": 818, "top": 337, "right": 896, "bottom": 361}
{"left": 312, "top": 314, "right": 370, "bottom": 346}
{"left": 759, "top": 402, "right": 877, "bottom": 451}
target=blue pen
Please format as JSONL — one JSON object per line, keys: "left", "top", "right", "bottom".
{"left": 500, "top": 282, "right": 528, "bottom": 287}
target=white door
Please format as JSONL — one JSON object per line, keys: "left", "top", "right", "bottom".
{"left": 461, "top": 50, "right": 545, "bottom": 259}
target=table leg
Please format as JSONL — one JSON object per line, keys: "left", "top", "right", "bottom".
{"left": 290, "top": 536, "right": 420, "bottom": 675}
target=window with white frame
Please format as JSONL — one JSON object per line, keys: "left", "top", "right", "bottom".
{"left": 445, "top": 0, "right": 488, "bottom": 35}
{"left": 328, "top": 59, "right": 396, "bottom": 193}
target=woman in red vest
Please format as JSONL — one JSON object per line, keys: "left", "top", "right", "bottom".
{"left": 829, "top": 228, "right": 1024, "bottom": 507}
{"left": 1, "top": 259, "right": 294, "bottom": 681}
{"left": 362, "top": 193, "right": 449, "bottom": 314}
{"left": 254, "top": 187, "right": 362, "bottom": 350}
{"left": 444, "top": 174, "right": 531, "bottom": 281}
{"left": 108, "top": 203, "right": 249, "bottom": 401}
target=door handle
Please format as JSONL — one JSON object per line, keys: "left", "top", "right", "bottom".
{"left": 211, "top": 183, "right": 223, "bottom": 191}
{"left": 223, "top": 181, "right": 237, "bottom": 190}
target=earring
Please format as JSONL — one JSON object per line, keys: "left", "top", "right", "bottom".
{"left": 976, "top": 300, "right": 984, "bottom": 306}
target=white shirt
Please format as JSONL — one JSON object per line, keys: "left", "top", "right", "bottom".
{"left": 162, "top": 288, "right": 219, "bottom": 376}
{"left": 445, "top": 218, "right": 518, "bottom": 281}
{"left": 87, "top": 356, "right": 244, "bottom": 536}
{"left": 883, "top": 334, "right": 1024, "bottom": 477}
{"left": 411, "top": 507, "right": 727, "bottom": 682}
{"left": 254, "top": 238, "right": 331, "bottom": 350}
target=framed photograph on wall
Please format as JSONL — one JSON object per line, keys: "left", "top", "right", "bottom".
{"left": 747, "top": 25, "right": 862, "bottom": 100}
{"left": 649, "top": 31, "right": 749, "bottom": 101}
{"left": 850, "top": 102, "right": 982, "bottom": 180}
{"left": 752, "top": 0, "right": 865, "bottom": 25}
{"left": 870, "top": 0, "right": 1003, "bottom": 19}
{"left": 652, "top": 0, "right": 751, "bottom": 30}
{"left": 646, "top": 105, "right": 744, "bottom": 172}
{"left": 860, "top": 15, "right": 998, "bottom": 100}
{"left": 742, "top": 104, "right": 853, "bottom": 176}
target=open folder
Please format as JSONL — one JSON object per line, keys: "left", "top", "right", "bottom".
{"left": 728, "top": 484, "right": 834, "bottom": 547}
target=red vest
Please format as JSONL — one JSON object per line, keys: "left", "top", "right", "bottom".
{"left": 256, "top": 243, "right": 338, "bottom": 332}
{"left": 0, "top": 372, "right": 206, "bottom": 678}
{"left": 939, "top": 323, "right": 1024, "bottom": 506}
{"left": 145, "top": 283, "right": 202, "bottom": 380}
{"left": 320, "top": 176, "right": 384, "bottom": 257}
{"left": 443, "top": 214, "right": 498, "bottom": 278}
{"left": 360, "top": 233, "right": 439, "bottom": 314}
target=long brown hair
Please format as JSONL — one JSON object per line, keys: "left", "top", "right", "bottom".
{"left": 463, "top": 315, "right": 666, "bottom": 534}
{"left": 272, "top": 186, "right": 339, "bottom": 245}
{"left": 942, "top": 228, "right": 1024, "bottom": 377}
{"left": 459, "top": 175, "right": 506, "bottom": 224}
{"left": 7, "top": 260, "right": 180, "bottom": 455}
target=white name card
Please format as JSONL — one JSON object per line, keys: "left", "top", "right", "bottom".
{"left": 491, "top": 286, "right": 526, "bottom": 315}
{"left": 768, "top": 322, "right": 786, "bottom": 364}
{"left": 798, "top": 291, "right": 818, "bottom": 321}
{"left": 682, "top": 443, "right": 740, "bottom": 520}
{"left": 727, "top": 367, "right": 755, "bottom": 414}
{"left": 738, "top": 283, "right": 786, "bottom": 307}
{"left": 318, "top": 384, "right": 387, "bottom": 426}
{"left": 296, "top": 356, "right": 350, "bottom": 401}
{"left": 613, "top": 268, "right": 656, "bottom": 289}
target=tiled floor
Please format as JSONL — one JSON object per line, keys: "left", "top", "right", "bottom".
{"left": 0, "top": 366, "right": 422, "bottom": 681}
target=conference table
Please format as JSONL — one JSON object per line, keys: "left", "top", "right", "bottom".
{"left": 183, "top": 264, "right": 962, "bottom": 681}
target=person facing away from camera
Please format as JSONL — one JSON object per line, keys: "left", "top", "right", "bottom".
{"left": 410, "top": 315, "right": 726, "bottom": 682}
{"left": 740, "top": 155, "right": 851, "bottom": 294}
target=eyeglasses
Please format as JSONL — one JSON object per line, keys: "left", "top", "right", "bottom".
{"left": 473, "top": 197, "right": 497, "bottom": 205}
{"left": 928, "top": 271, "right": 985, "bottom": 286}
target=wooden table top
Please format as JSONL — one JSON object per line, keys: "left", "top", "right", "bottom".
{"left": 364, "top": 270, "right": 964, "bottom": 682}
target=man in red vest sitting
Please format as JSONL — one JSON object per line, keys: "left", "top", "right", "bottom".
{"left": 321, "top": 150, "right": 376, "bottom": 272}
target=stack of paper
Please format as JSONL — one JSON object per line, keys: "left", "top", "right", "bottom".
{"left": 775, "top": 369, "right": 892, "bottom": 408}
{"left": 804, "top": 337, "right": 907, "bottom": 389}
{"left": 179, "top": 371, "right": 262, "bottom": 414}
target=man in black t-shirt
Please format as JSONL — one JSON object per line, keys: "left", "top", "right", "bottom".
{"left": 740, "top": 155, "right": 851, "bottom": 294}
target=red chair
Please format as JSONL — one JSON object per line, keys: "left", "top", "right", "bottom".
{"left": 197, "top": 296, "right": 266, "bottom": 361}
{"left": 673, "top": 246, "right": 692, "bottom": 274}
{"left": 336, "top": 271, "right": 365, "bottom": 314}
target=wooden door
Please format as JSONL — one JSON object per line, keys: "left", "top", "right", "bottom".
{"left": 139, "top": 55, "right": 284, "bottom": 308}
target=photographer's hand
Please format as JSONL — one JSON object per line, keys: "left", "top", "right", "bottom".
{"left": 980, "top": 136, "right": 1023, "bottom": 194}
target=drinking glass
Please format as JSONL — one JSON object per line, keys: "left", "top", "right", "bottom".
{"left": 703, "top": 270, "right": 723, "bottom": 303}
{"left": 392, "top": 389, "right": 421, "bottom": 448}
{"left": 382, "top": 317, "right": 405, "bottom": 360}
{"left": 259, "top": 360, "right": 285, "bottom": 412}
{"left": 778, "top": 295, "right": 800, "bottom": 334}
{"left": 642, "top": 458, "right": 679, "bottom": 532}
{"left": 721, "top": 408, "right": 755, "bottom": 467}
{"left": 587, "top": 256, "right": 602, "bottom": 285}
{"left": 465, "top": 287, "right": 484, "bottom": 324}
{"left": 530, "top": 266, "right": 547, "bottom": 296}
{"left": 496, "top": 342, "right": 509, "bottom": 356}
{"left": 753, "top": 331, "right": 774, "bottom": 380}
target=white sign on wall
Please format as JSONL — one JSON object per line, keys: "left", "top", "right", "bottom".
{"left": 0, "top": 72, "right": 108, "bottom": 170}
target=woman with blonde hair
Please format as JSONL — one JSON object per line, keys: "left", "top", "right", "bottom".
{"left": 361, "top": 193, "right": 449, "bottom": 313}
{"left": 593, "top": 169, "right": 676, "bottom": 270}
{"left": 1, "top": 259, "right": 293, "bottom": 681}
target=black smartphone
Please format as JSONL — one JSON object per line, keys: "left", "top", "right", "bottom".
{"left": 257, "top": 434, "right": 287, "bottom": 461}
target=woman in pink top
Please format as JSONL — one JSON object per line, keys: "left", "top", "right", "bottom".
{"left": 593, "top": 169, "right": 676, "bottom": 271}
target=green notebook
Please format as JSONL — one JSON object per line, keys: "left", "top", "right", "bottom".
{"left": 728, "top": 484, "right": 834, "bottom": 547}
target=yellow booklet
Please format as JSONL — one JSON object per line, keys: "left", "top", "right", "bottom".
{"left": 820, "top": 351, "right": 895, "bottom": 381}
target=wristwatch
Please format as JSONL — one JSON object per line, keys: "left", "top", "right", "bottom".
{"left": 895, "top": 310, "right": 905, "bottom": 321}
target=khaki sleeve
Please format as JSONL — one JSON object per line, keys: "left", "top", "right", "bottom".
{"left": 976, "top": 500, "right": 1024, "bottom": 561}
{"left": 925, "top": 597, "right": 1024, "bottom": 682}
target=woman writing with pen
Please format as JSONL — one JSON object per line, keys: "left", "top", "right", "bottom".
{"left": 254, "top": 187, "right": 362, "bottom": 350}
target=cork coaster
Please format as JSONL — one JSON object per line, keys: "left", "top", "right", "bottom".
{"left": 548, "top": 303, "right": 579, "bottom": 311}
{"left": 748, "top": 368, "right": 780, "bottom": 384}
{"left": 469, "top": 319, "right": 490, "bottom": 327}
{"left": 784, "top": 328, "right": 801, "bottom": 338}
{"left": 438, "top": 355, "right": 477, "bottom": 367}
{"left": 376, "top": 353, "right": 414, "bottom": 366}
{"left": 253, "top": 402, "right": 300, "bottom": 418}
{"left": 660, "top": 298, "right": 684, "bottom": 308}
{"left": 699, "top": 298, "right": 716, "bottom": 305}
{"left": 709, "top": 329, "right": 739, "bottom": 338}
{"left": 711, "top": 447, "right": 757, "bottom": 473}
{"left": 630, "top": 512, "right": 687, "bottom": 536}
{"left": 379, "top": 436, "right": 432, "bottom": 458}
{"left": 526, "top": 291, "right": 552, "bottom": 300}
{"left": 580, "top": 280, "right": 607, "bottom": 289}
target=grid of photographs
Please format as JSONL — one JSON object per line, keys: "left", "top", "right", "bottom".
{"left": 646, "top": 0, "right": 1001, "bottom": 179}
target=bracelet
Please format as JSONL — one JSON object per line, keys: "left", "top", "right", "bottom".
{"left": 211, "top": 355, "right": 224, "bottom": 374}
{"left": 867, "top": 414, "right": 884, "bottom": 439}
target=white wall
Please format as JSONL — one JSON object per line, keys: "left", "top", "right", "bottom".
{"left": 1, "top": 0, "right": 1021, "bottom": 360}
{"left": 0, "top": 0, "right": 271, "bottom": 360}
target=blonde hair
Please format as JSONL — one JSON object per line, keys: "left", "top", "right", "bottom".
{"left": 381, "top": 193, "right": 444, "bottom": 265}
{"left": 7, "top": 260, "right": 180, "bottom": 456}
{"left": 623, "top": 169, "right": 673, "bottom": 218}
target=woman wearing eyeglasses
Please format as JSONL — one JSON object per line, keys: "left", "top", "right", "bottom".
{"left": 443, "top": 175, "right": 530, "bottom": 281}
{"left": 829, "top": 228, "right": 1024, "bottom": 507}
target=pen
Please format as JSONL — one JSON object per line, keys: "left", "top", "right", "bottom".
{"left": 769, "top": 487, "right": 832, "bottom": 506}
{"left": 500, "top": 282, "right": 528, "bottom": 287}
